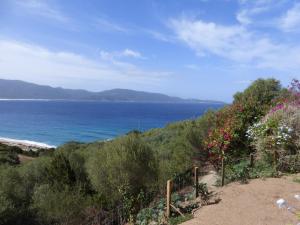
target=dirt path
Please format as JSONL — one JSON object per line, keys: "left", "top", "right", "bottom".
{"left": 18, "top": 154, "right": 35, "bottom": 163}
{"left": 182, "top": 175, "right": 300, "bottom": 225}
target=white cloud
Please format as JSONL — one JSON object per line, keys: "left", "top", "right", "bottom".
{"left": 169, "top": 18, "right": 300, "bottom": 70}
{"left": 0, "top": 40, "right": 169, "bottom": 90}
{"left": 100, "top": 49, "right": 144, "bottom": 60}
{"left": 279, "top": 3, "right": 300, "bottom": 32}
{"left": 236, "top": 0, "right": 288, "bottom": 27}
{"left": 14, "top": 0, "right": 69, "bottom": 22}
{"left": 122, "top": 49, "right": 143, "bottom": 58}
{"left": 144, "top": 29, "right": 176, "bottom": 43}
{"left": 95, "top": 18, "right": 129, "bottom": 33}
{"left": 185, "top": 64, "right": 201, "bottom": 70}
{"left": 236, "top": 6, "right": 269, "bottom": 25}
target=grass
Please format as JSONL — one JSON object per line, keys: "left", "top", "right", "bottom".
{"left": 169, "top": 214, "right": 193, "bottom": 225}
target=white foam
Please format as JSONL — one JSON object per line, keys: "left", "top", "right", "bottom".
{"left": 0, "top": 99, "right": 54, "bottom": 101}
{"left": 0, "top": 137, "right": 56, "bottom": 149}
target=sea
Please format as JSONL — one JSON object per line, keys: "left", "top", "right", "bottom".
{"left": 0, "top": 100, "right": 223, "bottom": 147}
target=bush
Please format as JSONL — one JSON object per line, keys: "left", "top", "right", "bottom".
{"left": 0, "top": 166, "right": 35, "bottom": 225}
{"left": 32, "top": 184, "right": 87, "bottom": 225}
{"left": 87, "top": 134, "right": 158, "bottom": 213}
{"left": 0, "top": 144, "right": 20, "bottom": 165}
{"left": 248, "top": 103, "right": 300, "bottom": 172}
{"left": 225, "top": 160, "right": 250, "bottom": 183}
{"left": 249, "top": 159, "right": 277, "bottom": 178}
{"left": 142, "top": 120, "right": 201, "bottom": 188}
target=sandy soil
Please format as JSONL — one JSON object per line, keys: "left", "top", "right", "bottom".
{"left": 182, "top": 175, "right": 300, "bottom": 225}
{"left": 18, "top": 154, "right": 35, "bottom": 163}
{"left": 0, "top": 137, "right": 55, "bottom": 151}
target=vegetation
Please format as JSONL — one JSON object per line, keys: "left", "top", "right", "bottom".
{"left": 0, "top": 78, "right": 299, "bottom": 225}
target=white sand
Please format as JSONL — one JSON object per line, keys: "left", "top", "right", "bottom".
{"left": 0, "top": 137, "right": 56, "bottom": 150}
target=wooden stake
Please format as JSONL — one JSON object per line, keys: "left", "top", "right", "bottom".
{"left": 221, "top": 157, "right": 225, "bottom": 187}
{"left": 194, "top": 167, "right": 199, "bottom": 198}
{"left": 250, "top": 154, "right": 254, "bottom": 168}
{"left": 273, "top": 151, "right": 278, "bottom": 171}
{"left": 170, "top": 204, "right": 185, "bottom": 218}
{"left": 166, "top": 180, "right": 172, "bottom": 218}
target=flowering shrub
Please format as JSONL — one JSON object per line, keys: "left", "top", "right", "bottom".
{"left": 205, "top": 79, "right": 284, "bottom": 166}
{"left": 205, "top": 104, "right": 243, "bottom": 166}
{"left": 247, "top": 84, "right": 300, "bottom": 171}
{"left": 247, "top": 120, "right": 293, "bottom": 147}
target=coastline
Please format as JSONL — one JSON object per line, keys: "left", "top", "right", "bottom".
{"left": 0, "top": 137, "right": 56, "bottom": 151}
{"left": 0, "top": 99, "right": 226, "bottom": 104}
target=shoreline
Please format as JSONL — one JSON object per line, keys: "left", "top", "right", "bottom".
{"left": 0, "top": 137, "right": 56, "bottom": 151}
{"left": 0, "top": 99, "right": 225, "bottom": 104}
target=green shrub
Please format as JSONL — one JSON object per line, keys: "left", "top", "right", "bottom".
{"left": 87, "top": 134, "right": 158, "bottom": 211}
{"left": 248, "top": 103, "right": 300, "bottom": 172}
{"left": 225, "top": 160, "right": 250, "bottom": 184}
{"left": 0, "top": 143, "right": 20, "bottom": 165}
{"left": 0, "top": 166, "right": 35, "bottom": 225}
{"left": 249, "top": 159, "right": 277, "bottom": 178}
{"left": 32, "top": 184, "right": 87, "bottom": 225}
{"left": 169, "top": 214, "right": 193, "bottom": 225}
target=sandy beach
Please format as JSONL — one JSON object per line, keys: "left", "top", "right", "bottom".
{"left": 0, "top": 137, "right": 56, "bottom": 151}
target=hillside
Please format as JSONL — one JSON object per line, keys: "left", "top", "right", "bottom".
{"left": 0, "top": 78, "right": 299, "bottom": 225}
{"left": 0, "top": 79, "right": 223, "bottom": 103}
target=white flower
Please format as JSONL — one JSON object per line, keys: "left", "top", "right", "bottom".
{"left": 295, "top": 194, "right": 300, "bottom": 201}
{"left": 276, "top": 199, "right": 287, "bottom": 208}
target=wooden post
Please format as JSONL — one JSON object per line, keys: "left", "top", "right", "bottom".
{"left": 273, "top": 151, "right": 278, "bottom": 171}
{"left": 194, "top": 167, "right": 199, "bottom": 198}
{"left": 221, "top": 157, "right": 225, "bottom": 187}
{"left": 166, "top": 180, "right": 172, "bottom": 218}
{"left": 250, "top": 154, "right": 254, "bottom": 168}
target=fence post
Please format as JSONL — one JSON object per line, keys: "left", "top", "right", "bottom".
{"left": 166, "top": 180, "right": 172, "bottom": 218}
{"left": 273, "top": 151, "right": 278, "bottom": 171}
{"left": 194, "top": 167, "right": 199, "bottom": 198}
{"left": 250, "top": 154, "right": 254, "bottom": 168}
{"left": 221, "top": 157, "right": 225, "bottom": 187}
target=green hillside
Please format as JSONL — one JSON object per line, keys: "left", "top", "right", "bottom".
{"left": 0, "top": 78, "right": 299, "bottom": 225}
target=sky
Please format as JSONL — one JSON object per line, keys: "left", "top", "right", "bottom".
{"left": 0, "top": 0, "right": 300, "bottom": 102}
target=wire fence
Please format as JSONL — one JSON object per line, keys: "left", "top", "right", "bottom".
{"left": 83, "top": 152, "right": 300, "bottom": 224}
{"left": 84, "top": 205, "right": 126, "bottom": 225}
{"left": 171, "top": 167, "right": 194, "bottom": 193}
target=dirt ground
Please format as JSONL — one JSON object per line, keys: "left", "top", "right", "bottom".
{"left": 18, "top": 154, "right": 35, "bottom": 163}
{"left": 182, "top": 174, "right": 300, "bottom": 225}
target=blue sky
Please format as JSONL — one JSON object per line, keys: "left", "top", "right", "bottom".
{"left": 0, "top": 0, "right": 300, "bottom": 102}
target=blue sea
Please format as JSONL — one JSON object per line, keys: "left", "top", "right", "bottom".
{"left": 0, "top": 101, "right": 223, "bottom": 146}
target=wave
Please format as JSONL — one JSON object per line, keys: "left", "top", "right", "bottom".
{"left": 0, "top": 137, "right": 56, "bottom": 149}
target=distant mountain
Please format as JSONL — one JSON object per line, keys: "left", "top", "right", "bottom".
{"left": 0, "top": 79, "right": 224, "bottom": 104}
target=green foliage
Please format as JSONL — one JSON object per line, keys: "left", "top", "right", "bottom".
{"left": 248, "top": 102, "right": 300, "bottom": 172}
{"left": 142, "top": 118, "right": 208, "bottom": 187}
{"left": 45, "top": 153, "right": 77, "bottom": 186}
{"left": 169, "top": 214, "right": 193, "bottom": 225}
{"left": 233, "top": 78, "right": 282, "bottom": 121}
{"left": 136, "top": 199, "right": 165, "bottom": 225}
{"left": 197, "top": 182, "right": 210, "bottom": 201}
{"left": 225, "top": 160, "right": 250, "bottom": 184}
{"left": 32, "top": 185, "right": 87, "bottom": 225}
{"left": 249, "top": 159, "right": 277, "bottom": 178}
{"left": 0, "top": 166, "right": 36, "bottom": 225}
{"left": 1, "top": 78, "right": 298, "bottom": 225}
{"left": 0, "top": 143, "right": 20, "bottom": 165}
{"left": 87, "top": 134, "right": 158, "bottom": 210}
